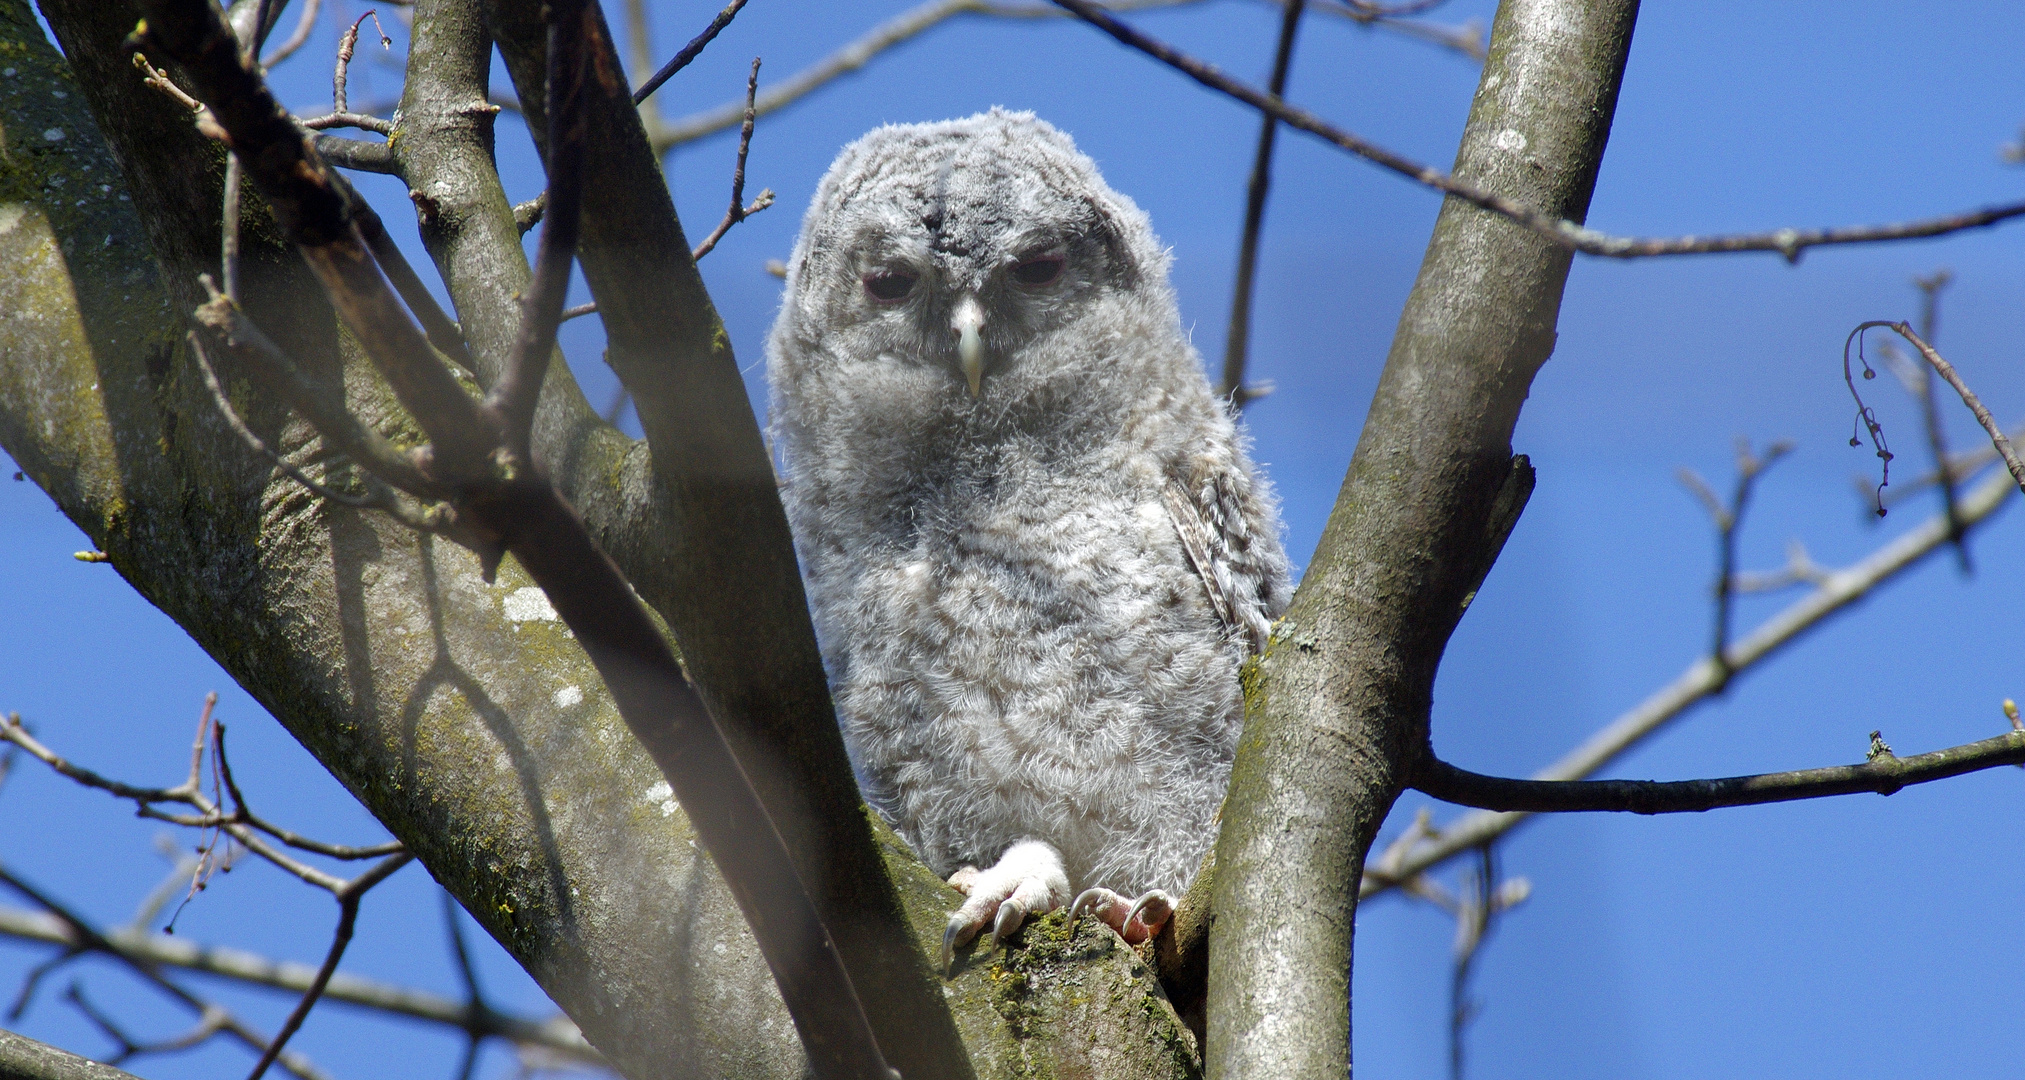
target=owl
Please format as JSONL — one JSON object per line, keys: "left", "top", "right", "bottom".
{"left": 766, "top": 110, "right": 1289, "bottom": 968}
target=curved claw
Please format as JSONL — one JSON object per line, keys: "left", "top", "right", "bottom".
{"left": 1069, "top": 887, "right": 1111, "bottom": 923}
{"left": 990, "top": 895, "right": 1027, "bottom": 946}
{"left": 1124, "top": 889, "right": 1176, "bottom": 941}
{"left": 942, "top": 913, "right": 980, "bottom": 974}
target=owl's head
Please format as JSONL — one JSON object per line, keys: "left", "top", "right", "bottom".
{"left": 770, "top": 110, "right": 1180, "bottom": 414}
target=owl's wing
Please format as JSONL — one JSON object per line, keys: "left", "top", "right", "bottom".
{"left": 1163, "top": 475, "right": 1276, "bottom": 655}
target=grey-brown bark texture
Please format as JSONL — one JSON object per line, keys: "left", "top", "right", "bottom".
{"left": 0, "top": 1, "right": 1196, "bottom": 1077}
{"left": 0, "top": 1030, "right": 141, "bottom": 1080}
{"left": 1204, "top": 1, "right": 1638, "bottom": 1077}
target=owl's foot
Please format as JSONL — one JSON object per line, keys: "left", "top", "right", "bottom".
{"left": 940, "top": 840, "right": 1070, "bottom": 973}
{"left": 1068, "top": 887, "right": 1176, "bottom": 945}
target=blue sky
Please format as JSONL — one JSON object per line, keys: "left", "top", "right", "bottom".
{"left": 5, "top": 2, "right": 2023, "bottom": 1077}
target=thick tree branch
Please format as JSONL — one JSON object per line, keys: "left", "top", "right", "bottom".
{"left": 134, "top": 2, "right": 900, "bottom": 1075}
{"left": 1416, "top": 730, "right": 2025, "bottom": 813}
{"left": 1051, "top": 0, "right": 2025, "bottom": 261}
{"left": 0, "top": 1028, "right": 145, "bottom": 1080}
{"left": 1200, "top": 2, "right": 1638, "bottom": 1076}
{"left": 485, "top": 5, "right": 976, "bottom": 1077}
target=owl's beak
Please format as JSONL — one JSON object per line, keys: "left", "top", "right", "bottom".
{"left": 951, "top": 295, "right": 986, "bottom": 398}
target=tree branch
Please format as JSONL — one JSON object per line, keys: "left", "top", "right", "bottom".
{"left": 1050, "top": 0, "right": 2025, "bottom": 262}
{"left": 1200, "top": 0, "right": 1638, "bottom": 1074}
{"left": 484, "top": 5, "right": 976, "bottom": 1077}
{"left": 1850, "top": 321, "right": 2025, "bottom": 496}
{"left": 0, "top": 905, "right": 601, "bottom": 1063}
{"left": 1416, "top": 730, "right": 2025, "bottom": 813}
{"left": 1217, "top": 0, "right": 1303, "bottom": 407}
{"left": 1361, "top": 462, "right": 2022, "bottom": 898}
{"left": 138, "top": 3, "right": 901, "bottom": 1075}
{"left": 629, "top": 0, "right": 746, "bottom": 105}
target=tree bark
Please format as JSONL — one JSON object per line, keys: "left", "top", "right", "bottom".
{"left": 0, "top": 1030, "right": 142, "bottom": 1080}
{"left": 1204, "top": 1, "right": 1639, "bottom": 1077}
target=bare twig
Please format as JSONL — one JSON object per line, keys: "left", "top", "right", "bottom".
{"left": 0, "top": 905, "right": 601, "bottom": 1063}
{"left": 1908, "top": 272, "right": 1969, "bottom": 569}
{"left": 189, "top": 332, "right": 386, "bottom": 510}
{"left": 1677, "top": 438, "right": 1791, "bottom": 687}
{"left": 643, "top": 0, "right": 1481, "bottom": 153}
{"left": 259, "top": 0, "right": 323, "bottom": 68}
{"left": 688, "top": 58, "right": 775, "bottom": 262}
{"left": 245, "top": 851, "right": 413, "bottom": 1080}
{"left": 1048, "top": 0, "right": 2025, "bottom": 261}
{"left": 0, "top": 866, "right": 330, "bottom": 1080}
{"left": 631, "top": 0, "right": 748, "bottom": 106}
{"left": 0, "top": 701, "right": 399, "bottom": 896}
{"left": 1362, "top": 462, "right": 2021, "bottom": 898}
{"left": 1414, "top": 725, "right": 2025, "bottom": 814}
{"left": 221, "top": 155, "right": 245, "bottom": 301}
{"left": 1848, "top": 321, "right": 2025, "bottom": 501}
{"left": 334, "top": 11, "right": 391, "bottom": 115}
{"left": 1446, "top": 846, "right": 1512, "bottom": 1080}
{"left": 300, "top": 111, "right": 395, "bottom": 134}
{"left": 1217, "top": 0, "right": 1304, "bottom": 408}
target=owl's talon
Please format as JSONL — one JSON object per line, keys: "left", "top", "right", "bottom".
{"left": 1069, "top": 886, "right": 1174, "bottom": 944}
{"left": 936, "top": 840, "right": 1069, "bottom": 974}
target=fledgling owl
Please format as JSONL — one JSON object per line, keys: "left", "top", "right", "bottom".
{"left": 767, "top": 110, "right": 1289, "bottom": 967}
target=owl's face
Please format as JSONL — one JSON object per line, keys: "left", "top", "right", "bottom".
{"left": 773, "top": 111, "right": 1170, "bottom": 413}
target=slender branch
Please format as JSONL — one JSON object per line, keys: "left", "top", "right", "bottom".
{"left": 630, "top": 0, "right": 747, "bottom": 106}
{"left": 0, "top": 906, "right": 600, "bottom": 1063}
{"left": 245, "top": 852, "right": 414, "bottom": 1080}
{"left": 1217, "top": 0, "right": 1303, "bottom": 407}
{"left": 1909, "top": 271, "right": 1968, "bottom": 569}
{"left": 0, "top": 703, "right": 388, "bottom": 896}
{"left": 213, "top": 723, "right": 407, "bottom": 860}
{"left": 1048, "top": 0, "right": 2025, "bottom": 261}
{"left": 1678, "top": 438, "right": 1791, "bottom": 687}
{"left": 259, "top": 0, "right": 323, "bottom": 68}
{"left": 189, "top": 280, "right": 454, "bottom": 502}
{"left": 0, "top": 866, "right": 330, "bottom": 1080}
{"left": 334, "top": 173, "right": 476, "bottom": 372}
{"left": 486, "top": 0, "right": 595, "bottom": 466}
{"left": 221, "top": 156, "right": 245, "bottom": 302}
{"left": 1415, "top": 728, "right": 2025, "bottom": 813}
{"left": 311, "top": 134, "right": 395, "bottom": 172}
{"left": 1851, "top": 321, "right": 2025, "bottom": 497}
{"left": 135, "top": 0, "right": 501, "bottom": 482}
{"left": 299, "top": 111, "right": 395, "bottom": 134}
{"left": 687, "top": 58, "right": 775, "bottom": 262}
{"left": 1361, "top": 463, "right": 2022, "bottom": 898}
{"left": 643, "top": 0, "right": 1478, "bottom": 153}
{"left": 333, "top": 11, "right": 390, "bottom": 114}
{"left": 188, "top": 331, "right": 387, "bottom": 511}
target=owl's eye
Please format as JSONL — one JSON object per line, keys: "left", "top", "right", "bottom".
{"left": 863, "top": 271, "right": 917, "bottom": 302}
{"left": 1011, "top": 255, "right": 1065, "bottom": 287}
